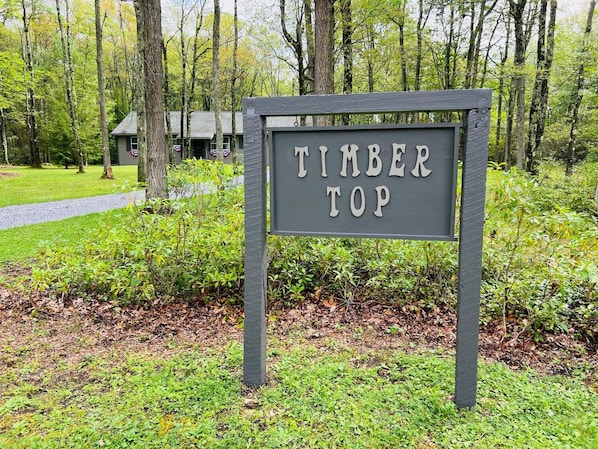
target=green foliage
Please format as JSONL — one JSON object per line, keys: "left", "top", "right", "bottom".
{"left": 31, "top": 160, "right": 245, "bottom": 304}
{"left": 26, "top": 161, "right": 598, "bottom": 337}
{"left": 1, "top": 342, "right": 597, "bottom": 448}
{"left": 483, "top": 166, "right": 598, "bottom": 338}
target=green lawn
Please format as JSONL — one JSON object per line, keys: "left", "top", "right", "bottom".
{"left": 0, "top": 339, "right": 596, "bottom": 448}
{"left": 0, "top": 165, "right": 139, "bottom": 207}
{"left": 0, "top": 210, "right": 128, "bottom": 264}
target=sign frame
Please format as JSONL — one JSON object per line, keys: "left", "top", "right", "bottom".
{"left": 242, "top": 90, "right": 491, "bottom": 409}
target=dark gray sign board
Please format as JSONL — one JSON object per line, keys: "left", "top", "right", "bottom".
{"left": 268, "top": 124, "right": 460, "bottom": 240}
{"left": 243, "top": 90, "right": 491, "bottom": 409}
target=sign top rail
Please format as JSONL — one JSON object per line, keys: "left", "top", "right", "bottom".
{"left": 243, "top": 89, "right": 492, "bottom": 116}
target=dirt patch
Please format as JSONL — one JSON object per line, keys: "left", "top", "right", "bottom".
{"left": 0, "top": 172, "right": 20, "bottom": 180}
{"left": 1, "top": 277, "right": 595, "bottom": 391}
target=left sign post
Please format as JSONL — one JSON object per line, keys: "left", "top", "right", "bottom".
{"left": 242, "top": 105, "right": 267, "bottom": 386}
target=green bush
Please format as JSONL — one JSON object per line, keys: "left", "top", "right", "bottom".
{"left": 483, "top": 167, "right": 598, "bottom": 338}
{"left": 31, "top": 160, "right": 245, "bottom": 304}
{"left": 30, "top": 161, "right": 598, "bottom": 339}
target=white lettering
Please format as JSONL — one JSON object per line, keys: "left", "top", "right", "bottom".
{"left": 374, "top": 186, "right": 391, "bottom": 217}
{"left": 319, "top": 146, "right": 329, "bottom": 177}
{"left": 388, "top": 143, "right": 406, "bottom": 177}
{"left": 366, "top": 144, "right": 383, "bottom": 177}
{"left": 411, "top": 145, "right": 432, "bottom": 177}
{"left": 327, "top": 186, "right": 341, "bottom": 217}
{"left": 295, "top": 146, "right": 309, "bottom": 178}
{"left": 340, "top": 144, "right": 361, "bottom": 177}
{"left": 350, "top": 186, "right": 366, "bottom": 217}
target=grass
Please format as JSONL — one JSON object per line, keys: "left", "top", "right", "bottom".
{"left": 0, "top": 210, "right": 128, "bottom": 264}
{"left": 0, "top": 165, "right": 139, "bottom": 207}
{"left": 0, "top": 340, "right": 596, "bottom": 448}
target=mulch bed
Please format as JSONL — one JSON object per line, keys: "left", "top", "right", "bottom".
{"left": 1, "top": 277, "right": 596, "bottom": 391}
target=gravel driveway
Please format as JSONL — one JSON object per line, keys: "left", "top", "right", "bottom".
{"left": 0, "top": 190, "right": 146, "bottom": 230}
{"left": 0, "top": 176, "right": 246, "bottom": 231}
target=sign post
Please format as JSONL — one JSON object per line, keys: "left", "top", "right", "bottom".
{"left": 243, "top": 90, "right": 491, "bottom": 409}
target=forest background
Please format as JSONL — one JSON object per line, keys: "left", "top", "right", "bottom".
{"left": 0, "top": 0, "right": 597, "bottom": 180}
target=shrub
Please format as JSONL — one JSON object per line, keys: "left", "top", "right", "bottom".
{"left": 31, "top": 160, "right": 245, "bottom": 304}
{"left": 482, "top": 167, "right": 598, "bottom": 338}
{"left": 30, "top": 160, "right": 598, "bottom": 339}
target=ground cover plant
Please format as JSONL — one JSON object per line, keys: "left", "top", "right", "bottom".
{"left": 0, "top": 165, "right": 138, "bottom": 207}
{"left": 27, "top": 160, "right": 598, "bottom": 341}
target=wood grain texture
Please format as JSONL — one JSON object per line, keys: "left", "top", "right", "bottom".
{"left": 245, "top": 89, "right": 491, "bottom": 115}
{"left": 455, "top": 105, "right": 491, "bottom": 409}
{"left": 242, "top": 100, "right": 268, "bottom": 386}
{"left": 242, "top": 91, "right": 492, "bottom": 405}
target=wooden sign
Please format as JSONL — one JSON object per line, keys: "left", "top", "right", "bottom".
{"left": 243, "top": 90, "right": 491, "bottom": 409}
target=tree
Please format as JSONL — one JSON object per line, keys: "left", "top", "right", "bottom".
{"left": 564, "top": 0, "right": 596, "bottom": 176}
{"left": 464, "top": 0, "right": 499, "bottom": 90}
{"left": 525, "top": 0, "right": 557, "bottom": 175}
{"left": 508, "top": 0, "right": 534, "bottom": 169}
{"left": 314, "top": 0, "right": 334, "bottom": 125}
{"left": 133, "top": 0, "right": 147, "bottom": 183}
{"left": 136, "top": 0, "right": 167, "bottom": 199}
{"left": 177, "top": 0, "right": 208, "bottom": 160}
{"left": 0, "top": 48, "right": 25, "bottom": 165}
{"left": 280, "top": 0, "right": 309, "bottom": 95}
{"left": 231, "top": 0, "right": 239, "bottom": 169}
{"left": 340, "top": 0, "right": 352, "bottom": 125}
{"left": 95, "top": 0, "right": 112, "bottom": 179}
{"left": 55, "top": 0, "right": 85, "bottom": 173}
{"left": 21, "top": 0, "right": 41, "bottom": 168}
{"left": 213, "top": 0, "right": 223, "bottom": 162}
{"left": 414, "top": 0, "right": 432, "bottom": 91}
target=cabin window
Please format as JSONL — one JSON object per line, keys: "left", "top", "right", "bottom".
{"left": 210, "top": 135, "right": 231, "bottom": 152}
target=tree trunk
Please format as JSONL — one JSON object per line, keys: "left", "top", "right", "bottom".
{"left": 178, "top": 0, "right": 188, "bottom": 159}
{"left": 415, "top": 0, "right": 431, "bottom": 92}
{"left": 55, "top": 0, "right": 85, "bottom": 174}
{"left": 525, "top": 0, "right": 557, "bottom": 175}
{"left": 465, "top": 0, "right": 497, "bottom": 89}
{"left": 163, "top": 39, "right": 174, "bottom": 165}
{"left": 231, "top": 0, "right": 239, "bottom": 170}
{"left": 1, "top": 108, "right": 8, "bottom": 165}
{"left": 304, "top": 0, "right": 315, "bottom": 95}
{"left": 395, "top": 0, "right": 408, "bottom": 92}
{"left": 21, "top": 0, "right": 41, "bottom": 168}
{"left": 314, "top": 0, "right": 334, "bottom": 125}
{"left": 280, "top": 0, "right": 307, "bottom": 95}
{"left": 187, "top": 2, "right": 207, "bottom": 157}
{"left": 340, "top": 0, "right": 352, "bottom": 125}
{"left": 95, "top": 0, "right": 112, "bottom": 179}
{"left": 565, "top": 0, "right": 595, "bottom": 176}
{"left": 365, "top": 21, "right": 375, "bottom": 93}
{"left": 444, "top": 3, "right": 456, "bottom": 90}
{"left": 133, "top": 0, "right": 146, "bottom": 184}
{"left": 139, "top": 0, "right": 167, "bottom": 199}
{"left": 509, "top": 0, "right": 529, "bottom": 169}
{"left": 504, "top": 76, "right": 515, "bottom": 167}
{"left": 213, "top": 0, "right": 223, "bottom": 163}
{"left": 495, "top": 14, "right": 511, "bottom": 158}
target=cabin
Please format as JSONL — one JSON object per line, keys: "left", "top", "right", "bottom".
{"left": 112, "top": 111, "right": 301, "bottom": 165}
{"left": 111, "top": 111, "right": 248, "bottom": 165}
